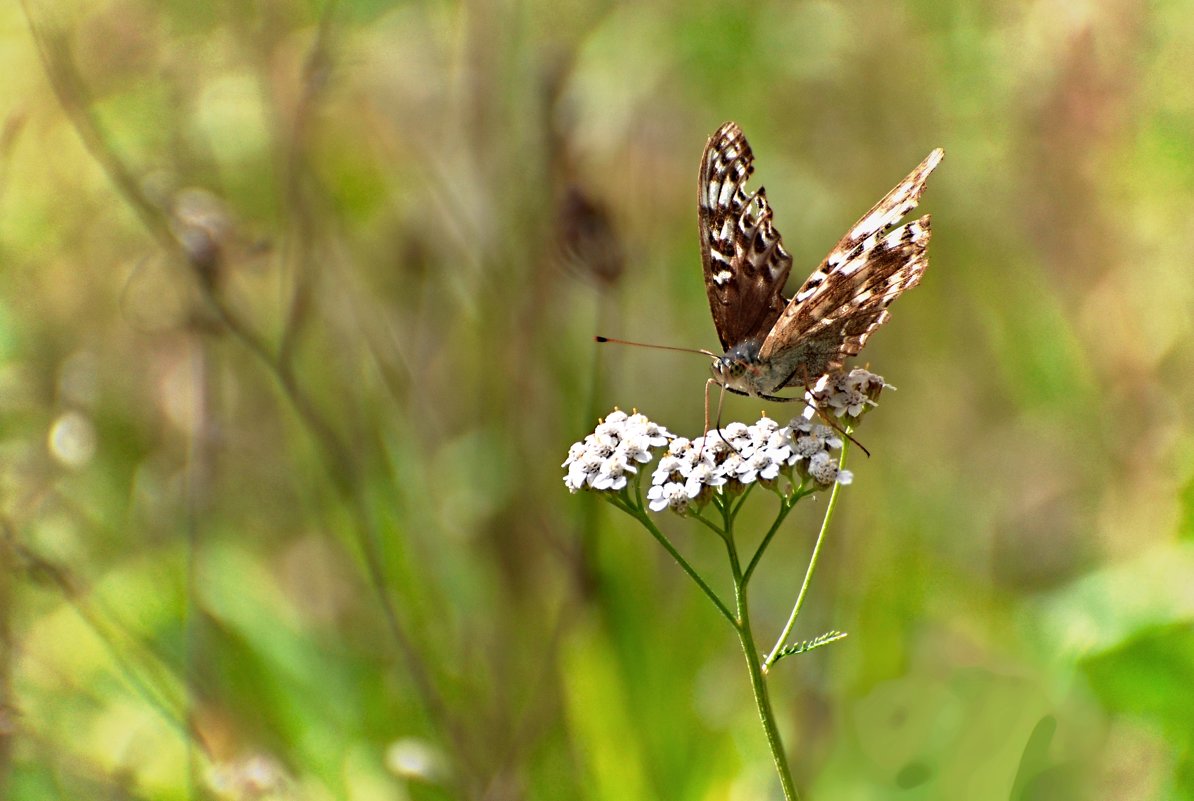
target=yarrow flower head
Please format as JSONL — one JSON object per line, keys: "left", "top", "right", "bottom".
{"left": 641, "top": 417, "right": 853, "bottom": 512}
{"left": 806, "top": 368, "right": 888, "bottom": 425}
{"left": 564, "top": 404, "right": 861, "bottom": 513}
{"left": 563, "top": 410, "right": 673, "bottom": 493}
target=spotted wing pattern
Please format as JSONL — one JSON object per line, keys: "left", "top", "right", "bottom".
{"left": 698, "top": 122, "right": 794, "bottom": 352}
{"left": 757, "top": 148, "right": 944, "bottom": 384}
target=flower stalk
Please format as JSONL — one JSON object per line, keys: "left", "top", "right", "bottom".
{"left": 725, "top": 510, "right": 801, "bottom": 800}
{"left": 562, "top": 368, "right": 886, "bottom": 797}
{"left": 765, "top": 441, "right": 849, "bottom": 672}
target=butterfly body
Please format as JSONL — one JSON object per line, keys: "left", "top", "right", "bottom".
{"left": 713, "top": 336, "right": 837, "bottom": 400}
{"left": 698, "top": 122, "right": 942, "bottom": 399}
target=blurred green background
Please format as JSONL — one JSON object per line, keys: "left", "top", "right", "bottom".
{"left": 2, "top": 0, "right": 1193, "bottom": 799}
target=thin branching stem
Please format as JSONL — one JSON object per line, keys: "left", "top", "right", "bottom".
{"left": 730, "top": 482, "right": 756, "bottom": 518}
{"left": 725, "top": 520, "right": 800, "bottom": 800}
{"left": 764, "top": 442, "right": 850, "bottom": 671}
{"left": 743, "top": 487, "right": 798, "bottom": 585}
{"left": 690, "top": 511, "right": 728, "bottom": 540}
{"left": 743, "top": 483, "right": 815, "bottom": 584}
{"left": 611, "top": 492, "right": 735, "bottom": 625}
{"left": 718, "top": 492, "right": 734, "bottom": 531}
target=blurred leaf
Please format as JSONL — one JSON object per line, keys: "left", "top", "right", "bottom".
{"left": 560, "top": 614, "right": 652, "bottom": 801}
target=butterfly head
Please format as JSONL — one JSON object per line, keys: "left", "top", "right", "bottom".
{"left": 712, "top": 339, "right": 766, "bottom": 395}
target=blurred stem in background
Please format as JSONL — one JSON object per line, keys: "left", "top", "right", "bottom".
{"left": 20, "top": 4, "right": 485, "bottom": 794}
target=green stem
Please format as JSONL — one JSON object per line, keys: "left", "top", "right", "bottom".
{"left": 726, "top": 528, "right": 800, "bottom": 800}
{"left": 730, "top": 482, "right": 756, "bottom": 518}
{"left": 743, "top": 485, "right": 810, "bottom": 585}
{"left": 690, "top": 511, "right": 728, "bottom": 540}
{"left": 609, "top": 496, "right": 736, "bottom": 626}
{"left": 764, "top": 444, "right": 849, "bottom": 671}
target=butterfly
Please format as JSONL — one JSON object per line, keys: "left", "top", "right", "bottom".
{"left": 699, "top": 122, "right": 942, "bottom": 402}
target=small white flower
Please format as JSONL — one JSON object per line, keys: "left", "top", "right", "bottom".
{"left": 787, "top": 417, "right": 813, "bottom": 433}
{"left": 602, "top": 409, "right": 629, "bottom": 425}
{"left": 684, "top": 461, "right": 727, "bottom": 498}
{"left": 762, "top": 429, "right": 793, "bottom": 463}
{"left": 562, "top": 440, "right": 587, "bottom": 468}
{"left": 697, "top": 434, "right": 733, "bottom": 464}
{"left": 791, "top": 432, "right": 827, "bottom": 461}
{"left": 786, "top": 422, "right": 843, "bottom": 461}
{"left": 647, "top": 481, "right": 690, "bottom": 512}
{"left": 749, "top": 417, "right": 780, "bottom": 446}
{"left": 565, "top": 450, "right": 603, "bottom": 492}
{"left": 721, "top": 421, "right": 751, "bottom": 444}
{"left": 593, "top": 450, "right": 636, "bottom": 491}
{"left": 815, "top": 425, "right": 844, "bottom": 451}
{"left": 652, "top": 453, "right": 687, "bottom": 483}
{"left": 738, "top": 447, "right": 780, "bottom": 483}
{"left": 810, "top": 368, "right": 886, "bottom": 421}
{"left": 845, "top": 368, "right": 887, "bottom": 393}
{"left": 807, "top": 451, "right": 852, "bottom": 486}
{"left": 834, "top": 388, "right": 868, "bottom": 417}
{"left": 588, "top": 431, "right": 618, "bottom": 459}
{"left": 593, "top": 421, "right": 621, "bottom": 439}
{"left": 754, "top": 416, "right": 779, "bottom": 434}
{"left": 627, "top": 413, "right": 672, "bottom": 446}
{"left": 718, "top": 448, "right": 746, "bottom": 478}
{"left": 619, "top": 432, "right": 654, "bottom": 464}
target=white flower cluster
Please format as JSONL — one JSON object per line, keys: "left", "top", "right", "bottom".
{"left": 645, "top": 417, "right": 853, "bottom": 512}
{"left": 808, "top": 368, "right": 887, "bottom": 422}
{"left": 563, "top": 410, "right": 673, "bottom": 493}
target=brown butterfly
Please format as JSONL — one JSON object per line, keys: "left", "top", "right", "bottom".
{"left": 700, "top": 122, "right": 942, "bottom": 402}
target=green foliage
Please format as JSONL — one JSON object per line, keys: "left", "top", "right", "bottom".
{"left": 3, "top": 0, "right": 1194, "bottom": 798}
{"left": 772, "top": 630, "right": 847, "bottom": 664}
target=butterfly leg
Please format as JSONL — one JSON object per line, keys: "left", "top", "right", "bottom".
{"left": 701, "top": 378, "right": 743, "bottom": 459}
{"left": 699, "top": 378, "right": 716, "bottom": 460}
{"left": 820, "top": 409, "right": 870, "bottom": 458}
{"left": 784, "top": 366, "right": 871, "bottom": 458}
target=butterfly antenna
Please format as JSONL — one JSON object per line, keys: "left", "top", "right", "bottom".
{"left": 595, "top": 336, "right": 718, "bottom": 359}
{"left": 814, "top": 405, "right": 871, "bottom": 458}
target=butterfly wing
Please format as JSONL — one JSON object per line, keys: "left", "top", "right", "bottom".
{"left": 758, "top": 149, "right": 943, "bottom": 384}
{"left": 698, "top": 122, "right": 794, "bottom": 351}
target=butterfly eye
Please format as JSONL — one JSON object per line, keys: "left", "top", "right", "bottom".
{"left": 716, "top": 358, "right": 744, "bottom": 378}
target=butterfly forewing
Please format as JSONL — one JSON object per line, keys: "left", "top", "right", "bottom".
{"left": 773, "top": 148, "right": 943, "bottom": 321}
{"left": 758, "top": 212, "right": 933, "bottom": 363}
{"left": 760, "top": 216, "right": 932, "bottom": 380}
{"left": 698, "top": 122, "right": 794, "bottom": 352}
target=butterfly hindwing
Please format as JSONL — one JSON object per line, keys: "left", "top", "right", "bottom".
{"left": 698, "top": 122, "right": 794, "bottom": 352}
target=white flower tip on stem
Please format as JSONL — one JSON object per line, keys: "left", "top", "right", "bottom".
{"left": 807, "top": 367, "right": 887, "bottom": 425}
